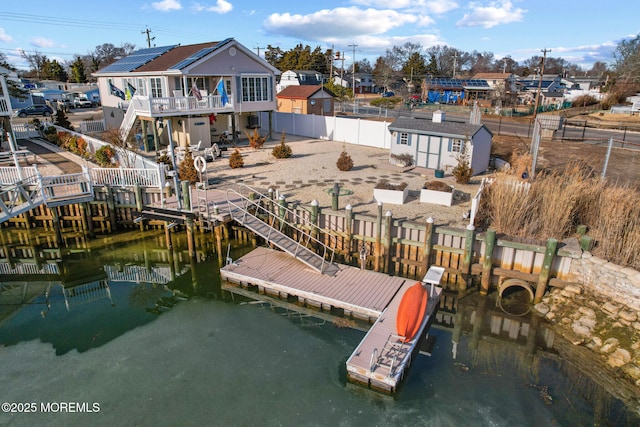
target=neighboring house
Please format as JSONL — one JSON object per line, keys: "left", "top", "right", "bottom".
{"left": 517, "top": 74, "right": 565, "bottom": 105}
{"left": 472, "top": 73, "right": 519, "bottom": 106}
{"left": 277, "top": 70, "right": 324, "bottom": 93}
{"left": 332, "top": 72, "right": 377, "bottom": 94}
{"left": 276, "top": 85, "right": 335, "bottom": 116}
{"left": 387, "top": 111, "right": 493, "bottom": 174}
{"left": 421, "top": 78, "right": 492, "bottom": 106}
{"left": 94, "top": 38, "right": 280, "bottom": 149}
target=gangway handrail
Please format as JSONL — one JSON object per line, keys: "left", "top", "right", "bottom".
{"left": 224, "top": 183, "right": 336, "bottom": 274}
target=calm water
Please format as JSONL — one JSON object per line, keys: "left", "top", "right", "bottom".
{"left": 0, "top": 228, "right": 637, "bottom": 426}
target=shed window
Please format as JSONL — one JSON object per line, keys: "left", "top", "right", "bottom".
{"left": 448, "top": 138, "right": 464, "bottom": 153}
{"left": 399, "top": 132, "right": 410, "bottom": 145}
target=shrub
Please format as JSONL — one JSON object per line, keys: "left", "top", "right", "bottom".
{"left": 272, "top": 131, "right": 292, "bottom": 159}
{"left": 336, "top": 150, "right": 354, "bottom": 171}
{"left": 452, "top": 159, "right": 473, "bottom": 184}
{"left": 571, "top": 94, "right": 599, "bottom": 108}
{"left": 423, "top": 180, "right": 452, "bottom": 192}
{"left": 390, "top": 153, "right": 414, "bottom": 167}
{"left": 375, "top": 179, "right": 407, "bottom": 191}
{"left": 178, "top": 150, "right": 199, "bottom": 184}
{"left": 95, "top": 145, "right": 116, "bottom": 167}
{"left": 54, "top": 109, "right": 73, "bottom": 130}
{"left": 229, "top": 149, "right": 244, "bottom": 169}
{"left": 245, "top": 128, "right": 266, "bottom": 150}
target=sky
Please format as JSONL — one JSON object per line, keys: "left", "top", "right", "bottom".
{"left": 0, "top": 0, "right": 638, "bottom": 72}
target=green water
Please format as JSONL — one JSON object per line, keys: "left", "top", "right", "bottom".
{"left": 0, "top": 228, "right": 636, "bottom": 426}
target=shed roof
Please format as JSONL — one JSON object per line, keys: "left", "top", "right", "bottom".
{"left": 388, "top": 117, "right": 491, "bottom": 139}
{"left": 276, "top": 85, "right": 334, "bottom": 99}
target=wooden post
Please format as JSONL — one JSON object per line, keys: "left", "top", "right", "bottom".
{"left": 310, "top": 200, "right": 319, "bottom": 241}
{"left": 374, "top": 201, "right": 382, "bottom": 272}
{"left": 105, "top": 184, "right": 118, "bottom": 232}
{"left": 181, "top": 181, "right": 191, "bottom": 211}
{"left": 331, "top": 182, "right": 340, "bottom": 210}
{"left": 534, "top": 238, "right": 558, "bottom": 303}
{"left": 345, "top": 204, "right": 353, "bottom": 261}
{"left": 80, "top": 202, "right": 95, "bottom": 238}
{"left": 460, "top": 224, "right": 475, "bottom": 290}
{"left": 384, "top": 210, "right": 393, "bottom": 275}
{"left": 186, "top": 217, "right": 196, "bottom": 259}
{"left": 421, "top": 216, "right": 434, "bottom": 277}
{"left": 480, "top": 229, "right": 496, "bottom": 296}
{"left": 51, "top": 208, "right": 63, "bottom": 247}
{"left": 165, "top": 221, "right": 172, "bottom": 249}
{"left": 215, "top": 224, "right": 224, "bottom": 265}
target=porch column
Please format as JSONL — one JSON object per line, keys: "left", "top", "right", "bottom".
{"left": 182, "top": 76, "right": 188, "bottom": 96}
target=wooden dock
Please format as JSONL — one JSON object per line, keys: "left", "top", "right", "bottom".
{"left": 221, "top": 245, "right": 444, "bottom": 393}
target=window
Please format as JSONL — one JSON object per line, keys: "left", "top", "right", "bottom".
{"left": 124, "top": 78, "right": 147, "bottom": 97}
{"left": 150, "top": 77, "right": 163, "bottom": 98}
{"left": 449, "top": 138, "right": 465, "bottom": 153}
{"left": 399, "top": 132, "right": 409, "bottom": 145}
{"left": 241, "top": 75, "right": 271, "bottom": 102}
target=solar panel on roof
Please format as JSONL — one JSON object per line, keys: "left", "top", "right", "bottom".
{"left": 170, "top": 47, "right": 216, "bottom": 70}
{"left": 98, "top": 45, "right": 177, "bottom": 73}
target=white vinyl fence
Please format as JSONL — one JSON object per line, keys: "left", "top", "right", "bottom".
{"left": 12, "top": 123, "right": 42, "bottom": 139}
{"left": 258, "top": 112, "right": 394, "bottom": 149}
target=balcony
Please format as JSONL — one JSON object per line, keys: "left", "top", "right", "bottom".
{"left": 126, "top": 94, "right": 234, "bottom": 118}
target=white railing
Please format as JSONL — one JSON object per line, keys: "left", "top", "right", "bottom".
{"left": 0, "top": 97, "right": 10, "bottom": 116}
{"left": 120, "top": 102, "right": 138, "bottom": 139}
{"left": 79, "top": 119, "right": 106, "bottom": 134}
{"left": 40, "top": 172, "right": 93, "bottom": 203}
{"left": 89, "top": 167, "right": 162, "bottom": 188}
{"left": 0, "top": 166, "right": 38, "bottom": 184}
{"left": 128, "top": 94, "right": 233, "bottom": 116}
{"left": 12, "top": 123, "right": 42, "bottom": 139}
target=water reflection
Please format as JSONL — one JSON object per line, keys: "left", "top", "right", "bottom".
{"left": 0, "top": 227, "right": 253, "bottom": 355}
{"left": 0, "top": 227, "right": 638, "bottom": 425}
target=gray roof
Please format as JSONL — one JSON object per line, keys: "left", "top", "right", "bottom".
{"left": 388, "top": 117, "right": 490, "bottom": 138}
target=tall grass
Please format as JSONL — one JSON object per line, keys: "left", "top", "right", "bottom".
{"left": 478, "top": 161, "right": 640, "bottom": 269}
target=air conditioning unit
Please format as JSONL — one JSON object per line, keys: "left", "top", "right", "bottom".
{"left": 247, "top": 115, "right": 260, "bottom": 129}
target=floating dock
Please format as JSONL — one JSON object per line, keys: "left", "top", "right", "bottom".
{"left": 221, "top": 246, "right": 443, "bottom": 393}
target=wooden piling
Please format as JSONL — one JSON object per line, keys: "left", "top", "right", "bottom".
{"left": 374, "top": 202, "right": 382, "bottom": 272}
{"left": 480, "top": 229, "right": 496, "bottom": 296}
{"left": 534, "top": 238, "right": 558, "bottom": 303}
{"left": 384, "top": 211, "right": 393, "bottom": 275}
{"left": 421, "top": 217, "right": 434, "bottom": 277}
{"left": 186, "top": 217, "right": 196, "bottom": 259}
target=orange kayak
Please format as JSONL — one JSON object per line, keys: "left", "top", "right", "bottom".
{"left": 396, "top": 282, "right": 428, "bottom": 343}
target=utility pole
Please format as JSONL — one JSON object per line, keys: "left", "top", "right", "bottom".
{"left": 348, "top": 43, "right": 357, "bottom": 98}
{"left": 254, "top": 45, "right": 265, "bottom": 57}
{"left": 533, "top": 48, "right": 551, "bottom": 119}
{"left": 141, "top": 27, "right": 155, "bottom": 48}
{"left": 453, "top": 52, "right": 457, "bottom": 78}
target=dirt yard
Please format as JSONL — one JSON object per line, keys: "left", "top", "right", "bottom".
{"left": 491, "top": 132, "right": 640, "bottom": 190}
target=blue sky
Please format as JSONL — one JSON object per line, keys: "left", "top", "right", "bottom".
{"left": 0, "top": 0, "right": 638, "bottom": 72}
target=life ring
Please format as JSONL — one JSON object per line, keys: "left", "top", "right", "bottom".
{"left": 212, "top": 143, "right": 221, "bottom": 158}
{"left": 193, "top": 155, "right": 207, "bottom": 173}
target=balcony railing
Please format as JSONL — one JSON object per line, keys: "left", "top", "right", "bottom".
{"left": 127, "top": 94, "right": 233, "bottom": 117}
{"left": 0, "top": 97, "right": 10, "bottom": 116}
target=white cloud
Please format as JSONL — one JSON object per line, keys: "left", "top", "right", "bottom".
{"left": 193, "top": 0, "right": 233, "bottom": 13}
{"left": 350, "top": 0, "right": 459, "bottom": 14}
{"left": 0, "top": 28, "right": 13, "bottom": 43}
{"left": 152, "top": 0, "right": 183, "bottom": 12}
{"left": 30, "top": 37, "right": 55, "bottom": 48}
{"left": 264, "top": 7, "right": 418, "bottom": 40}
{"left": 456, "top": 0, "right": 525, "bottom": 29}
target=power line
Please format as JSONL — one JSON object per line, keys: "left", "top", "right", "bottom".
{"left": 348, "top": 43, "right": 357, "bottom": 98}
{"left": 254, "top": 45, "right": 265, "bottom": 57}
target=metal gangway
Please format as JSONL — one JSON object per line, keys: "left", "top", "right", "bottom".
{"left": 224, "top": 184, "right": 338, "bottom": 275}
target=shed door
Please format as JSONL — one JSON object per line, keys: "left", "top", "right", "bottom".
{"left": 427, "top": 136, "right": 442, "bottom": 169}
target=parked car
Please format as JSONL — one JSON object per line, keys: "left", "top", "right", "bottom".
{"left": 382, "top": 91, "right": 395, "bottom": 97}
{"left": 15, "top": 105, "right": 53, "bottom": 117}
{"left": 73, "top": 98, "right": 92, "bottom": 108}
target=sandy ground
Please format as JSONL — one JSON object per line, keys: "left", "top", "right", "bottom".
{"left": 204, "top": 136, "right": 481, "bottom": 228}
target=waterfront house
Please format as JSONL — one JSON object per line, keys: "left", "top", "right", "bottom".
{"left": 93, "top": 38, "right": 281, "bottom": 150}
{"left": 277, "top": 70, "right": 324, "bottom": 93}
{"left": 276, "top": 85, "right": 335, "bottom": 116}
{"left": 387, "top": 111, "right": 492, "bottom": 174}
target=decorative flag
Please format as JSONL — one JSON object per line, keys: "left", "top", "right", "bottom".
{"left": 109, "top": 81, "right": 125, "bottom": 100}
{"left": 126, "top": 82, "right": 137, "bottom": 100}
{"left": 191, "top": 82, "right": 202, "bottom": 101}
{"left": 216, "top": 79, "right": 228, "bottom": 106}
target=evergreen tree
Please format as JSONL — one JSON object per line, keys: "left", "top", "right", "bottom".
{"left": 70, "top": 57, "right": 87, "bottom": 83}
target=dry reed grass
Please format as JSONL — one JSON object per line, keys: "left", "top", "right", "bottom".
{"left": 478, "top": 157, "right": 640, "bottom": 269}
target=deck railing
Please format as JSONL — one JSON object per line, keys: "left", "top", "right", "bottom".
{"left": 89, "top": 167, "right": 162, "bottom": 188}
{"left": 0, "top": 166, "right": 38, "bottom": 185}
{"left": 128, "top": 94, "right": 233, "bottom": 117}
